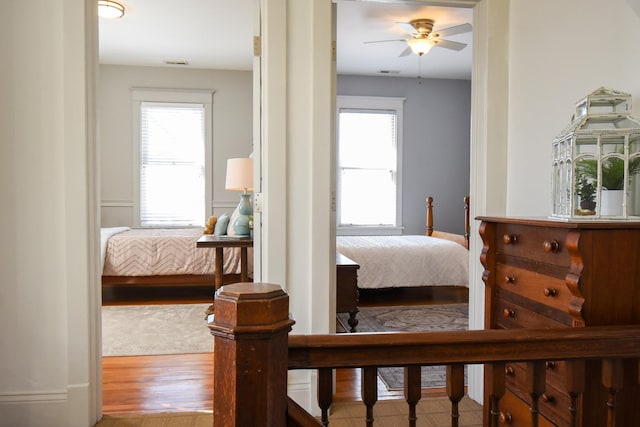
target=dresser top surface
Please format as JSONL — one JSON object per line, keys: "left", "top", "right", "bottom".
{"left": 476, "top": 216, "right": 640, "bottom": 229}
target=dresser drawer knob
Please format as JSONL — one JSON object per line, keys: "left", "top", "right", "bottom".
{"left": 543, "top": 239, "right": 560, "bottom": 253}
{"left": 503, "top": 308, "right": 516, "bottom": 318}
{"left": 545, "top": 361, "right": 556, "bottom": 370}
{"left": 499, "top": 411, "right": 513, "bottom": 424}
{"left": 544, "top": 288, "right": 557, "bottom": 297}
{"left": 503, "top": 234, "right": 518, "bottom": 245}
{"left": 504, "top": 276, "right": 516, "bottom": 285}
{"left": 505, "top": 365, "right": 515, "bottom": 376}
{"left": 541, "top": 393, "right": 555, "bottom": 404}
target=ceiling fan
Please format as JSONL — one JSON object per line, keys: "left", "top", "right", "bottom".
{"left": 365, "top": 19, "right": 472, "bottom": 57}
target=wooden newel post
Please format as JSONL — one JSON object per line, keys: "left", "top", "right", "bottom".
{"left": 209, "top": 282, "right": 295, "bottom": 427}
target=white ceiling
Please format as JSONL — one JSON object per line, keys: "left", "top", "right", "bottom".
{"left": 99, "top": 0, "right": 472, "bottom": 80}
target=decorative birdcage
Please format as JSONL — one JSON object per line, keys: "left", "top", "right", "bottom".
{"left": 551, "top": 87, "right": 640, "bottom": 219}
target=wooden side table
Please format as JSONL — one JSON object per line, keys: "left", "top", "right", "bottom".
{"left": 336, "top": 253, "right": 359, "bottom": 332}
{"left": 196, "top": 235, "right": 253, "bottom": 290}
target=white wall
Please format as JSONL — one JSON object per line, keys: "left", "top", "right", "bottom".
{"left": 258, "top": 0, "right": 335, "bottom": 412}
{"left": 0, "top": 1, "right": 97, "bottom": 425}
{"left": 506, "top": 0, "right": 640, "bottom": 216}
{"left": 99, "top": 65, "right": 253, "bottom": 226}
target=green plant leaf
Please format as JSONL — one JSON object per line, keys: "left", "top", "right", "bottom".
{"left": 576, "top": 155, "right": 640, "bottom": 190}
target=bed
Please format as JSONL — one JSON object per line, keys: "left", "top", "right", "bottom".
{"left": 336, "top": 196, "right": 470, "bottom": 290}
{"left": 101, "top": 227, "right": 251, "bottom": 291}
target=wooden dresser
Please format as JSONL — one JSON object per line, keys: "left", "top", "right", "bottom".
{"left": 478, "top": 217, "right": 640, "bottom": 427}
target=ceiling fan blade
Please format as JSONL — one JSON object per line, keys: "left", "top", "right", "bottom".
{"left": 398, "top": 46, "right": 413, "bottom": 57}
{"left": 396, "top": 22, "right": 417, "bottom": 35}
{"left": 433, "top": 39, "right": 467, "bottom": 51}
{"left": 433, "top": 23, "right": 472, "bottom": 37}
{"left": 364, "top": 39, "right": 407, "bottom": 44}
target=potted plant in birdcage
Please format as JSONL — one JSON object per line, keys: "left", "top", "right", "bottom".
{"left": 576, "top": 155, "right": 640, "bottom": 215}
{"left": 575, "top": 176, "right": 596, "bottom": 212}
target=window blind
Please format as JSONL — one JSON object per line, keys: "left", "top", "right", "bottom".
{"left": 140, "top": 102, "right": 205, "bottom": 226}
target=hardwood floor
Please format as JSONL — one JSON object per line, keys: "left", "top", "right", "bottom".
{"left": 102, "top": 286, "right": 468, "bottom": 415}
{"left": 103, "top": 353, "right": 214, "bottom": 415}
{"left": 102, "top": 354, "right": 453, "bottom": 415}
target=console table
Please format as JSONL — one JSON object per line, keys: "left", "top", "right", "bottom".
{"left": 336, "top": 253, "right": 359, "bottom": 332}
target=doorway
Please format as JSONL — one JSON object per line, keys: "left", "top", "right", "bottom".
{"left": 335, "top": 0, "right": 473, "bottom": 236}
{"left": 88, "top": 0, "right": 510, "bottom": 418}
{"left": 96, "top": 0, "right": 256, "bottom": 415}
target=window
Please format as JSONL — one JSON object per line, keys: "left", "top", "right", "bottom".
{"left": 336, "top": 96, "right": 404, "bottom": 235}
{"left": 132, "top": 89, "right": 213, "bottom": 227}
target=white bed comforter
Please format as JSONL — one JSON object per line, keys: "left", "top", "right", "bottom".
{"left": 336, "top": 235, "right": 469, "bottom": 289}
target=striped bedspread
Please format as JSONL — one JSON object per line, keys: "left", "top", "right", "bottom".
{"left": 102, "top": 227, "right": 246, "bottom": 276}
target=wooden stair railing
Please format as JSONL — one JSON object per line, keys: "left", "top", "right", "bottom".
{"left": 209, "top": 283, "right": 640, "bottom": 427}
{"left": 288, "top": 328, "right": 640, "bottom": 427}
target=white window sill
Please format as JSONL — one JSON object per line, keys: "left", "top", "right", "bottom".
{"left": 337, "top": 226, "right": 404, "bottom": 236}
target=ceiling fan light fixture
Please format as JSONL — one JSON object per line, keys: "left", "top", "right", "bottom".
{"left": 98, "top": 0, "right": 125, "bottom": 19}
{"left": 408, "top": 37, "right": 433, "bottom": 56}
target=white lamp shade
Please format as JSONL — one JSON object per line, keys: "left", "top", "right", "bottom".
{"left": 408, "top": 37, "right": 434, "bottom": 55}
{"left": 225, "top": 158, "right": 254, "bottom": 191}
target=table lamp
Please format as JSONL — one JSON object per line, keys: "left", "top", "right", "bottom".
{"left": 225, "top": 157, "right": 253, "bottom": 236}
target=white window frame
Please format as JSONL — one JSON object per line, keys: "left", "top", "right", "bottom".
{"left": 132, "top": 88, "right": 214, "bottom": 227}
{"left": 336, "top": 95, "right": 404, "bottom": 236}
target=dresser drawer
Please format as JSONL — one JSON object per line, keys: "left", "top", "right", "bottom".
{"left": 506, "top": 366, "right": 571, "bottom": 427}
{"left": 496, "top": 224, "right": 570, "bottom": 267}
{"left": 505, "top": 361, "right": 567, "bottom": 395}
{"left": 493, "top": 294, "right": 571, "bottom": 329}
{"left": 496, "top": 264, "right": 572, "bottom": 314}
{"left": 498, "top": 389, "right": 559, "bottom": 427}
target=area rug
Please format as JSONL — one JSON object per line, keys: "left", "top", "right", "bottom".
{"left": 337, "top": 303, "right": 468, "bottom": 390}
{"left": 102, "top": 304, "right": 213, "bottom": 356}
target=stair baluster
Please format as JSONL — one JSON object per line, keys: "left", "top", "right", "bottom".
{"left": 317, "top": 368, "right": 333, "bottom": 426}
{"left": 404, "top": 365, "right": 422, "bottom": 427}
{"left": 446, "top": 364, "right": 465, "bottom": 427}
{"left": 602, "top": 359, "right": 623, "bottom": 427}
{"left": 361, "top": 366, "right": 378, "bottom": 427}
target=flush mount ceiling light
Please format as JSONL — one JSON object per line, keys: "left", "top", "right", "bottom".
{"left": 98, "top": 0, "right": 125, "bottom": 19}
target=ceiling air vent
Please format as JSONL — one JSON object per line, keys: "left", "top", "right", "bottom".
{"left": 164, "top": 60, "right": 189, "bottom": 65}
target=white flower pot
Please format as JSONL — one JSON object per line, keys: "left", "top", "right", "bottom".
{"left": 601, "top": 189, "right": 624, "bottom": 216}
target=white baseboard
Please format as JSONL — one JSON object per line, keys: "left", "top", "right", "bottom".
{"left": 287, "top": 370, "right": 320, "bottom": 417}
{"left": 0, "top": 395, "right": 68, "bottom": 427}
{"left": 0, "top": 383, "right": 94, "bottom": 427}
{"left": 467, "top": 364, "right": 484, "bottom": 404}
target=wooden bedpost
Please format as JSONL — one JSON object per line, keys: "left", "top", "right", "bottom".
{"left": 209, "top": 282, "right": 295, "bottom": 427}
{"left": 426, "top": 196, "right": 434, "bottom": 236}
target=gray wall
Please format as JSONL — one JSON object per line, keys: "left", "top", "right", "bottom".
{"left": 99, "top": 64, "right": 253, "bottom": 227}
{"left": 337, "top": 75, "right": 471, "bottom": 235}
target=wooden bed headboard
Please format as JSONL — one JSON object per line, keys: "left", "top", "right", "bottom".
{"left": 426, "top": 196, "right": 470, "bottom": 248}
